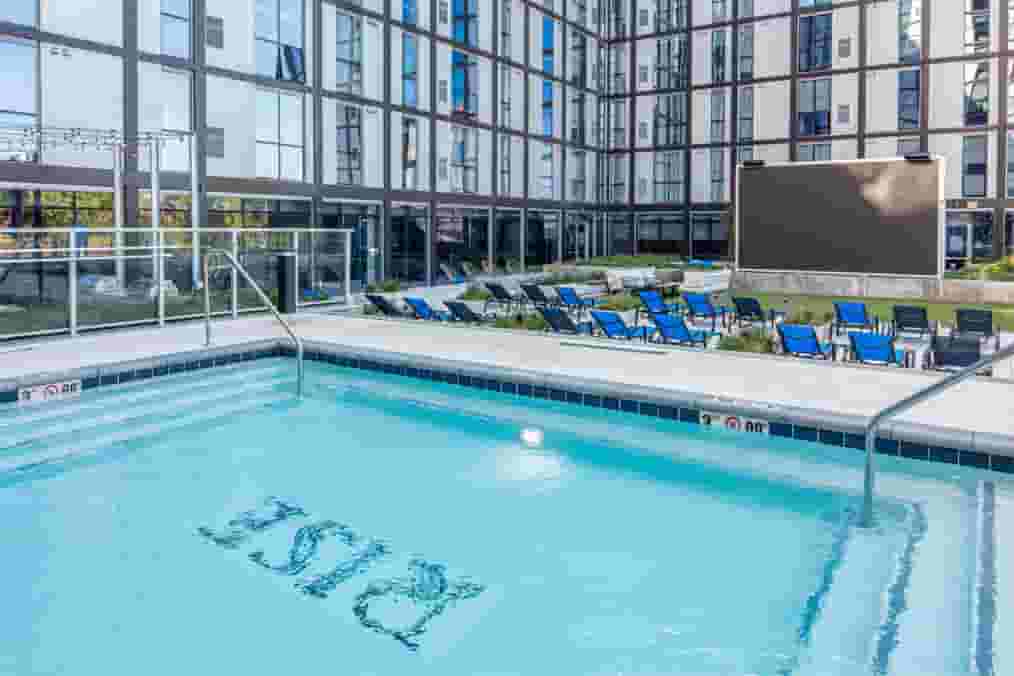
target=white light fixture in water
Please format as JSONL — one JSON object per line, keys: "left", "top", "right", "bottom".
{"left": 520, "top": 428, "right": 544, "bottom": 447}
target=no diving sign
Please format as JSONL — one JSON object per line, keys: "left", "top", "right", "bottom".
{"left": 700, "top": 411, "right": 768, "bottom": 435}
{"left": 18, "top": 380, "right": 81, "bottom": 407}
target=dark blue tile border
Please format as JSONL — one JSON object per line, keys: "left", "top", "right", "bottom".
{"left": 6, "top": 343, "right": 1011, "bottom": 477}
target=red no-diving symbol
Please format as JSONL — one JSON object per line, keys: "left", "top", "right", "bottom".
{"left": 724, "top": 416, "right": 741, "bottom": 431}
{"left": 45, "top": 384, "right": 59, "bottom": 396}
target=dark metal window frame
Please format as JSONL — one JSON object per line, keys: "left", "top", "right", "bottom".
{"left": 653, "top": 149, "right": 683, "bottom": 202}
{"left": 962, "top": 134, "right": 988, "bottom": 198}
{"left": 798, "top": 77, "right": 831, "bottom": 136}
{"left": 655, "top": 35, "right": 687, "bottom": 90}
{"left": 402, "top": 116, "right": 418, "bottom": 189}
{"left": 452, "top": 0, "right": 479, "bottom": 48}
{"left": 451, "top": 49, "right": 478, "bottom": 117}
{"left": 898, "top": 68, "right": 920, "bottom": 130}
{"left": 799, "top": 12, "right": 832, "bottom": 73}
{"left": 402, "top": 32, "right": 418, "bottom": 107}
{"left": 255, "top": 0, "right": 306, "bottom": 83}
{"left": 450, "top": 124, "right": 478, "bottom": 193}
{"left": 336, "top": 11, "right": 363, "bottom": 95}
{"left": 335, "top": 103, "right": 363, "bottom": 186}
{"left": 653, "top": 92, "right": 686, "bottom": 147}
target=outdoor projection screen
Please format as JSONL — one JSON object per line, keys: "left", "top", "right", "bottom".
{"left": 737, "top": 158, "right": 943, "bottom": 276}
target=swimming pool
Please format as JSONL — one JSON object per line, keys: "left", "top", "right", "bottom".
{"left": 0, "top": 357, "right": 1007, "bottom": 675}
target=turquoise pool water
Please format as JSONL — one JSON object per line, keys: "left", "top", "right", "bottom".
{"left": 0, "top": 359, "right": 1000, "bottom": 675}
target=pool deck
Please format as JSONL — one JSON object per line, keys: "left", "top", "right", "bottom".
{"left": 1, "top": 312, "right": 1013, "bottom": 456}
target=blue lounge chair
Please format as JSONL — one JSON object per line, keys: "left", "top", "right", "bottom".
{"left": 833, "top": 301, "right": 878, "bottom": 336}
{"left": 777, "top": 324, "right": 835, "bottom": 360}
{"left": 682, "top": 292, "right": 730, "bottom": 331}
{"left": 732, "top": 296, "right": 783, "bottom": 329}
{"left": 539, "top": 306, "right": 594, "bottom": 335}
{"left": 444, "top": 300, "right": 493, "bottom": 323}
{"left": 365, "top": 294, "right": 407, "bottom": 317}
{"left": 848, "top": 332, "right": 907, "bottom": 367}
{"left": 404, "top": 297, "right": 453, "bottom": 321}
{"left": 651, "top": 313, "right": 711, "bottom": 347}
{"left": 557, "top": 286, "right": 598, "bottom": 318}
{"left": 590, "top": 310, "right": 656, "bottom": 342}
{"left": 636, "top": 289, "right": 680, "bottom": 324}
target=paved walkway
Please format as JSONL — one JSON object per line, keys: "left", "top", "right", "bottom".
{"left": 2, "top": 313, "right": 1013, "bottom": 444}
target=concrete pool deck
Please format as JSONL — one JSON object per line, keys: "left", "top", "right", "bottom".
{"left": 1, "top": 312, "right": 1013, "bottom": 456}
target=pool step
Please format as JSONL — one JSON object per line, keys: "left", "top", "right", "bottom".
{"left": 0, "top": 375, "right": 294, "bottom": 455}
{"left": 0, "top": 390, "right": 290, "bottom": 477}
{"left": 0, "top": 360, "right": 290, "bottom": 427}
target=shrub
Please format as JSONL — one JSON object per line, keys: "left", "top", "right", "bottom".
{"left": 596, "top": 293, "right": 641, "bottom": 312}
{"left": 784, "top": 309, "right": 831, "bottom": 326}
{"left": 718, "top": 330, "right": 775, "bottom": 354}
{"left": 492, "top": 314, "right": 548, "bottom": 331}
{"left": 366, "top": 280, "right": 401, "bottom": 293}
{"left": 460, "top": 285, "right": 493, "bottom": 301}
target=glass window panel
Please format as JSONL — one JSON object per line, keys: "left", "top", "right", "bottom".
{"left": 161, "top": 68, "right": 191, "bottom": 131}
{"left": 256, "top": 90, "right": 279, "bottom": 142}
{"left": 280, "top": 146, "right": 303, "bottom": 181}
{"left": 279, "top": 93, "right": 303, "bottom": 145}
{"left": 161, "top": 14, "right": 190, "bottom": 59}
{"left": 1, "top": 2, "right": 36, "bottom": 25}
{"left": 0, "top": 40, "right": 35, "bottom": 115}
{"left": 256, "top": 143, "right": 279, "bottom": 178}
{"left": 279, "top": 0, "right": 303, "bottom": 46}
{"left": 162, "top": 0, "right": 191, "bottom": 19}
{"left": 256, "top": 39, "right": 279, "bottom": 79}
{"left": 256, "top": 0, "right": 279, "bottom": 40}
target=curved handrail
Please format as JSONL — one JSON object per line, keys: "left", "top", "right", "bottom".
{"left": 861, "top": 338, "right": 1014, "bottom": 527}
{"left": 203, "top": 248, "right": 304, "bottom": 397}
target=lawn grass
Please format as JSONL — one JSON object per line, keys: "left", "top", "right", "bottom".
{"left": 943, "top": 258, "right": 1014, "bottom": 282}
{"left": 747, "top": 291, "right": 1014, "bottom": 332}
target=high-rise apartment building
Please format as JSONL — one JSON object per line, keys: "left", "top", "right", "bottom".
{"left": 0, "top": 0, "right": 1012, "bottom": 287}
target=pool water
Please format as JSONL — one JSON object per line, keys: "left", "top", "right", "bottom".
{"left": 0, "top": 359, "right": 1002, "bottom": 675}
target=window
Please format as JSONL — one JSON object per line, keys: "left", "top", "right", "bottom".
{"left": 542, "top": 17, "right": 555, "bottom": 74}
{"left": 656, "top": 35, "right": 687, "bottom": 90}
{"left": 611, "top": 0, "right": 627, "bottom": 36}
{"left": 798, "top": 78, "right": 831, "bottom": 136}
{"left": 799, "top": 14, "right": 831, "bottom": 72}
{"left": 403, "top": 34, "right": 418, "bottom": 106}
{"left": 710, "top": 90, "right": 725, "bottom": 143}
{"left": 965, "top": 61, "right": 989, "bottom": 126}
{"left": 962, "top": 135, "right": 987, "bottom": 197}
{"left": 256, "top": 0, "right": 305, "bottom": 83}
{"left": 738, "top": 0, "right": 753, "bottom": 19}
{"left": 570, "top": 32, "right": 587, "bottom": 87}
{"left": 653, "top": 150, "right": 683, "bottom": 202}
{"left": 712, "top": 0, "right": 727, "bottom": 20}
{"left": 450, "top": 125, "right": 478, "bottom": 192}
{"left": 611, "top": 44, "right": 627, "bottom": 93}
{"left": 609, "top": 155, "right": 626, "bottom": 202}
{"left": 654, "top": 93, "right": 686, "bottom": 146}
{"left": 0, "top": 39, "right": 36, "bottom": 133}
{"left": 898, "top": 69, "right": 920, "bottom": 130}
{"left": 738, "top": 86, "right": 753, "bottom": 142}
{"left": 738, "top": 25, "right": 753, "bottom": 80}
{"left": 571, "top": 150, "right": 587, "bottom": 200}
{"left": 611, "top": 101, "right": 626, "bottom": 146}
{"left": 501, "top": 0, "right": 512, "bottom": 57}
{"left": 500, "top": 134, "right": 511, "bottom": 193}
{"left": 542, "top": 79, "right": 554, "bottom": 135}
{"left": 572, "top": 0, "right": 588, "bottom": 27}
{"left": 452, "top": 0, "right": 479, "bottom": 48}
{"left": 711, "top": 31, "right": 726, "bottom": 82}
{"left": 965, "top": 0, "right": 990, "bottom": 54}
{"left": 336, "top": 12, "right": 362, "bottom": 94}
{"left": 898, "top": 137, "right": 921, "bottom": 156}
{"left": 335, "top": 104, "right": 362, "bottom": 185}
{"left": 899, "top": 0, "right": 921, "bottom": 63}
{"left": 798, "top": 142, "right": 830, "bottom": 161}
{"left": 500, "top": 65, "right": 512, "bottom": 127}
{"left": 2, "top": 1, "right": 35, "bottom": 25}
{"left": 206, "top": 16, "right": 225, "bottom": 49}
{"left": 540, "top": 143, "right": 554, "bottom": 198}
{"left": 570, "top": 89, "right": 586, "bottom": 143}
{"left": 256, "top": 89, "right": 304, "bottom": 180}
{"left": 402, "top": 117, "right": 418, "bottom": 189}
{"left": 452, "top": 50, "right": 478, "bottom": 116}
{"left": 799, "top": 0, "right": 831, "bottom": 7}
{"left": 738, "top": 145, "right": 754, "bottom": 162}
{"left": 403, "top": 0, "right": 418, "bottom": 25}
{"left": 710, "top": 149, "right": 724, "bottom": 202}
{"left": 161, "top": 0, "right": 190, "bottom": 59}
{"left": 657, "top": 0, "right": 687, "bottom": 32}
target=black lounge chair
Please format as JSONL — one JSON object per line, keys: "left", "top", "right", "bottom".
{"left": 521, "top": 283, "right": 558, "bottom": 309}
{"left": 928, "top": 334, "right": 986, "bottom": 373}
{"left": 445, "top": 300, "right": 494, "bottom": 323}
{"left": 538, "top": 307, "right": 593, "bottom": 335}
{"left": 484, "top": 282, "right": 526, "bottom": 314}
{"left": 892, "top": 305, "right": 933, "bottom": 339}
{"left": 954, "top": 308, "right": 998, "bottom": 348}
{"left": 365, "top": 294, "right": 406, "bottom": 317}
{"left": 732, "top": 296, "right": 784, "bottom": 329}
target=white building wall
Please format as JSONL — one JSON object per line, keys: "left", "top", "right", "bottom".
{"left": 929, "top": 59, "right": 999, "bottom": 130}
{"left": 753, "top": 81, "right": 789, "bottom": 140}
{"left": 752, "top": 17, "right": 792, "bottom": 79}
{"left": 363, "top": 104, "right": 384, "bottom": 188}
{"left": 830, "top": 72, "right": 858, "bottom": 136}
{"left": 204, "top": 0, "right": 256, "bottom": 74}
{"left": 435, "top": 121, "right": 452, "bottom": 192}
{"left": 749, "top": 143, "right": 789, "bottom": 164}
{"left": 478, "top": 128, "right": 493, "bottom": 195}
{"left": 362, "top": 16, "right": 385, "bottom": 102}
{"left": 634, "top": 151, "right": 653, "bottom": 204}
{"left": 435, "top": 42, "right": 452, "bottom": 116}
{"left": 43, "top": 0, "right": 122, "bottom": 46}
{"left": 865, "top": 0, "right": 901, "bottom": 66}
{"left": 509, "top": 135, "right": 525, "bottom": 197}
{"left": 833, "top": 6, "right": 859, "bottom": 71}
{"left": 138, "top": 63, "right": 192, "bottom": 173}
{"left": 634, "top": 96, "right": 653, "bottom": 149}
{"left": 206, "top": 75, "right": 257, "bottom": 179}
{"left": 831, "top": 138, "right": 857, "bottom": 161}
{"left": 931, "top": 0, "right": 998, "bottom": 59}
{"left": 752, "top": 0, "right": 790, "bottom": 17}
{"left": 930, "top": 132, "right": 998, "bottom": 200}
{"left": 865, "top": 68, "right": 902, "bottom": 134}
{"left": 635, "top": 38, "right": 654, "bottom": 94}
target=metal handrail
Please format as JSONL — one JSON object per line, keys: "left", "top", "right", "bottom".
{"left": 202, "top": 248, "right": 304, "bottom": 397}
{"left": 861, "top": 337, "right": 1014, "bottom": 527}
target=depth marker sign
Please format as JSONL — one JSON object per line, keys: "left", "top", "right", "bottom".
{"left": 18, "top": 380, "right": 82, "bottom": 406}
{"left": 700, "top": 411, "right": 768, "bottom": 435}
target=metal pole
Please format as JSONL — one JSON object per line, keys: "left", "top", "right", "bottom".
{"left": 204, "top": 252, "right": 212, "bottom": 346}
{"left": 152, "top": 140, "right": 164, "bottom": 325}
{"left": 344, "top": 230, "right": 352, "bottom": 305}
{"left": 231, "top": 230, "right": 239, "bottom": 317}
{"left": 69, "top": 240, "right": 78, "bottom": 337}
{"left": 191, "top": 133, "right": 200, "bottom": 289}
{"left": 113, "top": 145, "right": 125, "bottom": 289}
